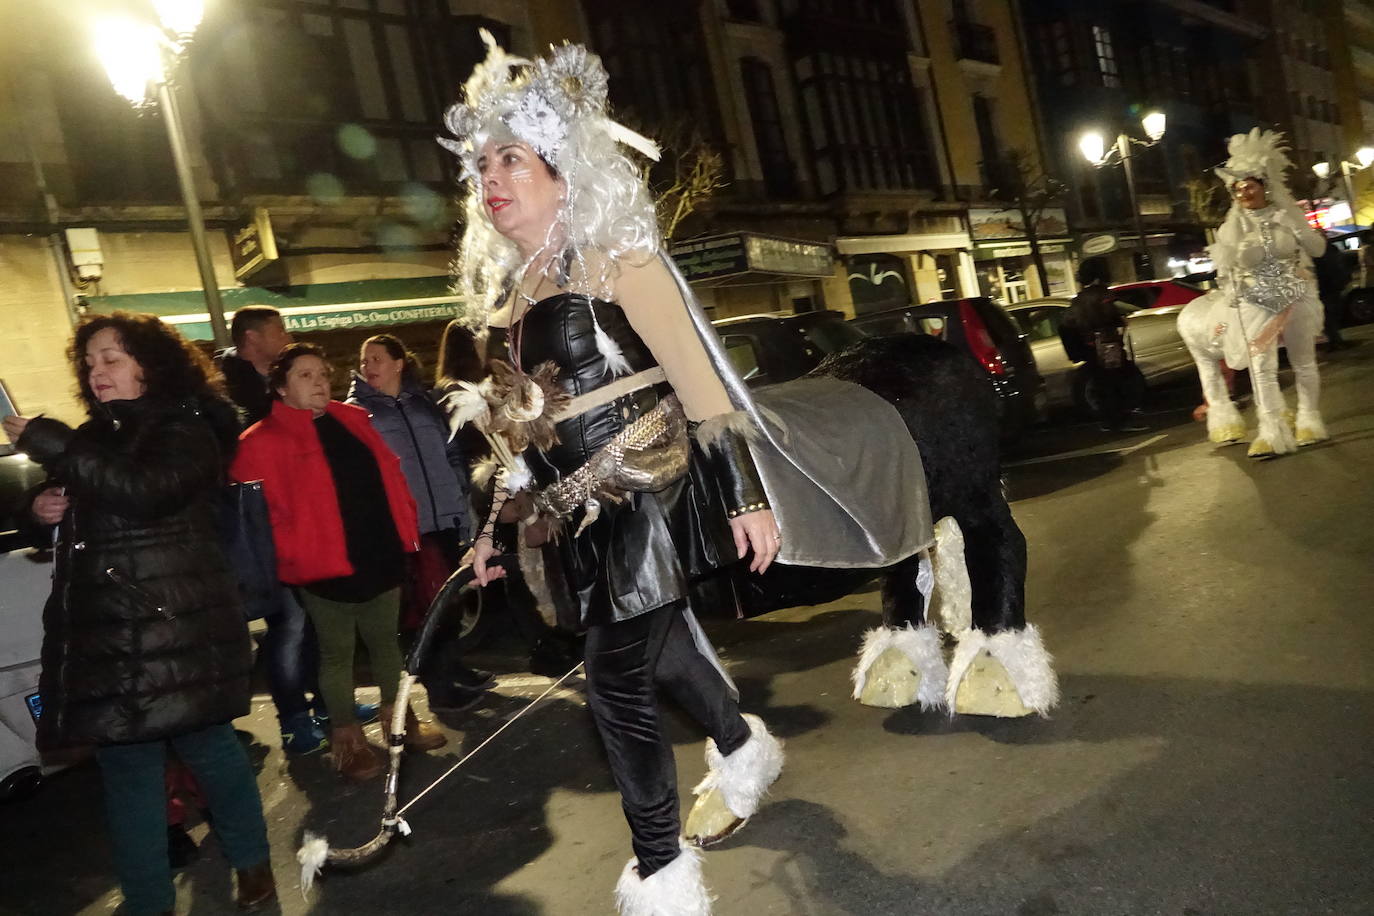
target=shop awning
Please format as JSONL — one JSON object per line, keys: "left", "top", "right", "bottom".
{"left": 670, "top": 232, "right": 835, "bottom": 286}
{"left": 84, "top": 276, "right": 462, "bottom": 342}
{"left": 972, "top": 236, "right": 1073, "bottom": 260}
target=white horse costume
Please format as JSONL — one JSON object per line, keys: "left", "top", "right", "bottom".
{"left": 1179, "top": 130, "right": 1328, "bottom": 457}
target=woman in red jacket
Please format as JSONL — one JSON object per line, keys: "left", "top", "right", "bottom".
{"left": 231, "top": 343, "right": 446, "bottom": 782}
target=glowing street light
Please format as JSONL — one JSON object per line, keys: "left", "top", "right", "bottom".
{"left": 1141, "top": 110, "right": 1167, "bottom": 143}
{"left": 1078, "top": 131, "right": 1107, "bottom": 167}
{"left": 1079, "top": 112, "right": 1169, "bottom": 280}
{"left": 1357, "top": 146, "right": 1374, "bottom": 169}
{"left": 92, "top": 17, "right": 164, "bottom": 107}
{"left": 91, "top": 5, "right": 229, "bottom": 347}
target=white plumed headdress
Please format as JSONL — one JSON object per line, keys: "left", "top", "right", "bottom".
{"left": 1208, "top": 128, "right": 1302, "bottom": 274}
{"left": 1214, "top": 128, "right": 1293, "bottom": 190}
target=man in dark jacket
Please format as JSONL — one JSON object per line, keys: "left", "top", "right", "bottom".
{"left": 1313, "top": 239, "right": 1353, "bottom": 350}
{"left": 1060, "top": 258, "right": 1147, "bottom": 432}
{"left": 215, "top": 306, "right": 292, "bottom": 428}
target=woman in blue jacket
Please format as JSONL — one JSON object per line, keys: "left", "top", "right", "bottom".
{"left": 347, "top": 334, "right": 491, "bottom": 710}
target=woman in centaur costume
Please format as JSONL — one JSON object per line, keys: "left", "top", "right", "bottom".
{"left": 1178, "top": 128, "right": 1328, "bottom": 457}
{"left": 441, "top": 35, "right": 788, "bottom": 915}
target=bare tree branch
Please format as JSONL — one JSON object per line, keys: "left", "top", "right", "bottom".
{"left": 985, "top": 148, "right": 1068, "bottom": 295}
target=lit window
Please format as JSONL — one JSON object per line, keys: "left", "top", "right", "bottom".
{"left": 1093, "top": 25, "right": 1120, "bottom": 88}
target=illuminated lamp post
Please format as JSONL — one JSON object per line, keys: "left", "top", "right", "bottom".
{"left": 93, "top": 1, "right": 230, "bottom": 347}
{"left": 1079, "top": 110, "right": 1168, "bottom": 281}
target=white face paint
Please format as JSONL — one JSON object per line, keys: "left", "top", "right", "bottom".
{"left": 476, "top": 138, "right": 566, "bottom": 257}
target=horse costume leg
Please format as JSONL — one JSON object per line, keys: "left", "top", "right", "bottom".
{"left": 1178, "top": 291, "right": 1246, "bottom": 445}
{"left": 851, "top": 537, "right": 948, "bottom": 710}
{"left": 1285, "top": 299, "right": 1328, "bottom": 445}
{"left": 944, "top": 490, "right": 1058, "bottom": 717}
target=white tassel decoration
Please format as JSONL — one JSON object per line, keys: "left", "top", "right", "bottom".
{"left": 297, "top": 832, "right": 329, "bottom": 897}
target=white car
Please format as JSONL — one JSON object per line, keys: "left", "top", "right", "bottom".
{"left": 0, "top": 447, "right": 55, "bottom": 800}
{"left": 1005, "top": 298, "right": 1196, "bottom": 411}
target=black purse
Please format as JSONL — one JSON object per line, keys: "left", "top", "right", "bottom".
{"left": 218, "top": 479, "right": 281, "bottom": 621}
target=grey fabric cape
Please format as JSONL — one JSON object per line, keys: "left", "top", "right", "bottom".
{"left": 663, "top": 254, "right": 933, "bottom": 569}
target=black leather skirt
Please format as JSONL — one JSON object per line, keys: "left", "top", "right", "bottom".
{"left": 535, "top": 439, "right": 736, "bottom": 631}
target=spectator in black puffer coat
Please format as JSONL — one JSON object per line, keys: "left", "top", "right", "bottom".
{"left": 3, "top": 312, "right": 275, "bottom": 916}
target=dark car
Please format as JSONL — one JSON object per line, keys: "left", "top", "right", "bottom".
{"left": 848, "top": 298, "right": 1046, "bottom": 439}
{"left": 712, "top": 309, "right": 869, "bottom": 388}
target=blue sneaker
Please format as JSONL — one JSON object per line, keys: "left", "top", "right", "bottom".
{"left": 313, "top": 703, "right": 380, "bottom": 729}
{"left": 280, "top": 711, "right": 329, "bottom": 756}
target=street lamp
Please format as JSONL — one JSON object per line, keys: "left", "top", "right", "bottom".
{"left": 1313, "top": 147, "right": 1374, "bottom": 225}
{"left": 93, "top": 2, "right": 230, "bottom": 348}
{"left": 1080, "top": 110, "right": 1168, "bottom": 281}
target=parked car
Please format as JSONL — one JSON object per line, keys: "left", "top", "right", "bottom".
{"left": 1108, "top": 278, "right": 1206, "bottom": 312}
{"left": 712, "top": 309, "right": 870, "bottom": 387}
{"left": 0, "top": 445, "right": 53, "bottom": 801}
{"left": 847, "top": 298, "right": 1046, "bottom": 440}
{"left": 1005, "top": 296, "right": 1196, "bottom": 411}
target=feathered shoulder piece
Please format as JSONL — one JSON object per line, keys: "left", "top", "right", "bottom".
{"left": 1214, "top": 128, "right": 1292, "bottom": 187}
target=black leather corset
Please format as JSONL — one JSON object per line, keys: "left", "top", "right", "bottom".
{"left": 487, "top": 293, "right": 665, "bottom": 476}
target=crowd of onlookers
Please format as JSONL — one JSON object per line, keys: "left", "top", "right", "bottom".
{"left": 1, "top": 306, "right": 569, "bottom": 914}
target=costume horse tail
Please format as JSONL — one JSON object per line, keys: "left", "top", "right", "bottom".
{"left": 297, "top": 556, "right": 519, "bottom": 888}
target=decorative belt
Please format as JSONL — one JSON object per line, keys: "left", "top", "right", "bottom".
{"left": 534, "top": 393, "right": 690, "bottom": 537}
{"left": 552, "top": 366, "right": 667, "bottom": 422}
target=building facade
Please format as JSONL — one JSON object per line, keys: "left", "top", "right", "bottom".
{"left": 0, "top": 0, "right": 1055, "bottom": 426}
{"left": 1019, "top": 0, "right": 1267, "bottom": 281}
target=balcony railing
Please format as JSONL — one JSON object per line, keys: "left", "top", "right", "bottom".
{"left": 951, "top": 21, "right": 999, "bottom": 65}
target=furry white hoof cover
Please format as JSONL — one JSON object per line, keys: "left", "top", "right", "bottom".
{"left": 1252, "top": 412, "right": 1297, "bottom": 457}
{"left": 1205, "top": 399, "right": 1246, "bottom": 444}
{"left": 697, "top": 715, "right": 783, "bottom": 816}
{"left": 615, "top": 842, "right": 713, "bottom": 916}
{"left": 946, "top": 624, "right": 1059, "bottom": 717}
{"left": 850, "top": 625, "right": 948, "bottom": 710}
{"left": 1295, "top": 410, "right": 1328, "bottom": 446}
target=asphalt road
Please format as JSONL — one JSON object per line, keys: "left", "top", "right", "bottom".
{"left": 5, "top": 330, "right": 1373, "bottom": 916}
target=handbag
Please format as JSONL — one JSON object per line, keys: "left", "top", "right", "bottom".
{"left": 217, "top": 480, "right": 281, "bottom": 620}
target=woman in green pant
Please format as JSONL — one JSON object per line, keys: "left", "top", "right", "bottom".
{"left": 231, "top": 343, "right": 446, "bottom": 782}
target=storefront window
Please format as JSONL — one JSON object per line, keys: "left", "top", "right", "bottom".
{"left": 846, "top": 253, "right": 912, "bottom": 315}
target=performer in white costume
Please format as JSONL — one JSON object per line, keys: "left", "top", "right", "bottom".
{"left": 1181, "top": 129, "right": 1328, "bottom": 457}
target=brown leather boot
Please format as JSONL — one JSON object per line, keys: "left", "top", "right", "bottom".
{"left": 330, "top": 724, "right": 385, "bottom": 781}
{"left": 380, "top": 703, "right": 448, "bottom": 751}
{"left": 235, "top": 860, "right": 276, "bottom": 910}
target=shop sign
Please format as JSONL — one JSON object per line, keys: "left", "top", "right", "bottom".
{"left": 1081, "top": 233, "right": 1118, "bottom": 256}
{"left": 164, "top": 298, "right": 463, "bottom": 341}
{"left": 671, "top": 233, "right": 833, "bottom": 281}
{"left": 743, "top": 234, "right": 834, "bottom": 277}
{"left": 1304, "top": 200, "right": 1352, "bottom": 230}
{"left": 279, "top": 302, "right": 462, "bottom": 332}
{"left": 229, "top": 207, "right": 280, "bottom": 283}
{"left": 969, "top": 207, "right": 1068, "bottom": 240}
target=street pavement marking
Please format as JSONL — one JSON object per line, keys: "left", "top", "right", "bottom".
{"left": 1004, "top": 433, "right": 1167, "bottom": 468}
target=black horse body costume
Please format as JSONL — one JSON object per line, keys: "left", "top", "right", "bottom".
{"left": 732, "top": 332, "right": 1055, "bottom": 717}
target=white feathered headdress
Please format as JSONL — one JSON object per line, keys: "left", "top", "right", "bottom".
{"left": 1214, "top": 128, "right": 1293, "bottom": 189}
{"left": 1209, "top": 128, "right": 1303, "bottom": 274}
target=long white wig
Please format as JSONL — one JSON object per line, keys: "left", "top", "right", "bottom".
{"left": 439, "top": 32, "right": 662, "bottom": 329}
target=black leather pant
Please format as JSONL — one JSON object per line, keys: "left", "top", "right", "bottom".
{"left": 584, "top": 600, "right": 751, "bottom": 877}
